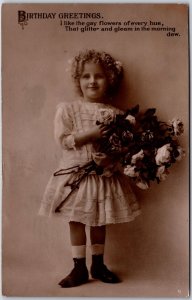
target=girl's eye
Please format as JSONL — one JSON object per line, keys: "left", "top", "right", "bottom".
{"left": 82, "top": 74, "right": 90, "bottom": 79}
{"left": 95, "top": 74, "right": 105, "bottom": 79}
{"left": 81, "top": 73, "right": 105, "bottom": 79}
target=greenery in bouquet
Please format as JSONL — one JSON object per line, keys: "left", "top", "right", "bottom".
{"left": 96, "top": 105, "right": 185, "bottom": 189}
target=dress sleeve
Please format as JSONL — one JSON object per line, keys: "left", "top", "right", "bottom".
{"left": 54, "top": 103, "right": 76, "bottom": 150}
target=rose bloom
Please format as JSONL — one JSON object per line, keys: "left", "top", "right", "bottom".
{"left": 124, "top": 165, "right": 139, "bottom": 177}
{"left": 131, "top": 149, "right": 144, "bottom": 164}
{"left": 136, "top": 179, "right": 149, "bottom": 190}
{"left": 125, "top": 114, "right": 136, "bottom": 125}
{"left": 156, "top": 165, "right": 168, "bottom": 181}
{"left": 97, "top": 108, "right": 115, "bottom": 125}
{"left": 155, "top": 144, "right": 172, "bottom": 165}
{"left": 122, "top": 130, "right": 133, "bottom": 142}
{"left": 171, "top": 118, "right": 184, "bottom": 136}
{"left": 109, "top": 133, "right": 122, "bottom": 147}
{"left": 141, "top": 130, "right": 154, "bottom": 142}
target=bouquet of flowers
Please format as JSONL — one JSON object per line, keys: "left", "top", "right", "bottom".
{"left": 54, "top": 104, "right": 185, "bottom": 212}
{"left": 96, "top": 105, "right": 185, "bottom": 189}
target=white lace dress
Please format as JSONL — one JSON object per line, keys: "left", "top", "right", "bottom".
{"left": 39, "top": 100, "right": 141, "bottom": 226}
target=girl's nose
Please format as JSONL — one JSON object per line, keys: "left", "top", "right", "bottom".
{"left": 90, "top": 76, "right": 96, "bottom": 83}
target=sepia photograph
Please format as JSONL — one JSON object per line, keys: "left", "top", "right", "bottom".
{"left": 2, "top": 3, "right": 189, "bottom": 297}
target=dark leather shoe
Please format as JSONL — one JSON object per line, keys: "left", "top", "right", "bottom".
{"left": 59, "top": 258, "right": 89, "bottom": 288}
{"left": 90, "top": 255, "right": 121, "bottom": 284}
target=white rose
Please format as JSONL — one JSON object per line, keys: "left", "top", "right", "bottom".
{"left": 124, "top": 165, "right": 139, "bottom": 177}
{"left": 97, "top": 108, "right": 115, "bottom": 125}
{"left": 170, "top": 118, "right": 184, "bottom": 136}
{"left": 156, "top": 166, "right": 168, "bottom": 181}
{"left": 136, "top": 179, "right": 149, "bottom": 190}
{"left": 125, "top": 114, "right": 136, "bottom": 125}
{"left": 131, "top": 150, "right": 144, "bottom": 164}
{"left": 155, "top": 144, "right": 172, "bottom": 165}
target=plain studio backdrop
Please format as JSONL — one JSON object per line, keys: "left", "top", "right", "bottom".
{"left": 2, "top": 3, "right": 189, "bottom": 297}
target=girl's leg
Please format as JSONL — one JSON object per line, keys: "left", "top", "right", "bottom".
{"left": 70, "top": 221, "right": 86, "bottom": 258}
{"left": 90, "top": 225, "right": 106, "bottom": 256}
{"left": 59, "top": 221, "right": 89, "bottom": 288}
{"left": 90, "top": 225, "right": 106, "bottom": 244}
{"left": 70, "top": 221, "right": 86, "bottom": 245}
{"left": 90, "top": 225, "right": 120, "bottom": 284}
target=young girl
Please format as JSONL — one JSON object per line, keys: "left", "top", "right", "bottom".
{"left": 39, "top": 49, "right": 141, "bottom": 288}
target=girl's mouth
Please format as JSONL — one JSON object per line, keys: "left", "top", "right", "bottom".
{"left": 88, "top": 85, "right": 98, "bottom": 89}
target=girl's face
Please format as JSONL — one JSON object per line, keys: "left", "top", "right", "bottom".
{"left": 79, "top": 62, "right": 108, "bottom": 102}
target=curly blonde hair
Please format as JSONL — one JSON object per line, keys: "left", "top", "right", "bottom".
{"left": 71, "top": 49, "right": 123, "bottom": 97}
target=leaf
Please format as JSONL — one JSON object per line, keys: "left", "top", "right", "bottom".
{"left": 125, "top": 105, "right": 139, "bottom": 117}
{"left": 144, "top": 108, "right": 156, "bottom": 116}
{"left": 130, "top": 105, "right": 140, "bottom": 115}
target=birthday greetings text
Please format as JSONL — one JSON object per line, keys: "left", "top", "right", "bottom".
{"left": 18, "top": 10, "right": 181, "bottom": 37}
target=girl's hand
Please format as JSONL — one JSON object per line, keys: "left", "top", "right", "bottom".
{"left": 88, "top": 124, "right": 110, "bottom": 141}
{"left": 73, "top": 124, "right": 109, "bottom": 147}
{"left": 92, "top": 152, "right": 113, "bottom": 168}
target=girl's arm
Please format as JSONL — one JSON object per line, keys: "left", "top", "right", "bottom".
{"left": 54, "top": 103, "right": 109, "bottom": 150}
{"left": 74, "top": 124, "right": 109, "bottom": 147}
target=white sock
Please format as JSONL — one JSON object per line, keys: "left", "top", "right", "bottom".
{"left": 91, "top": 244, "right": 105, "bottom": 255}
{"left": 71, "top": 245, "right": 86, "bottom": 259}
